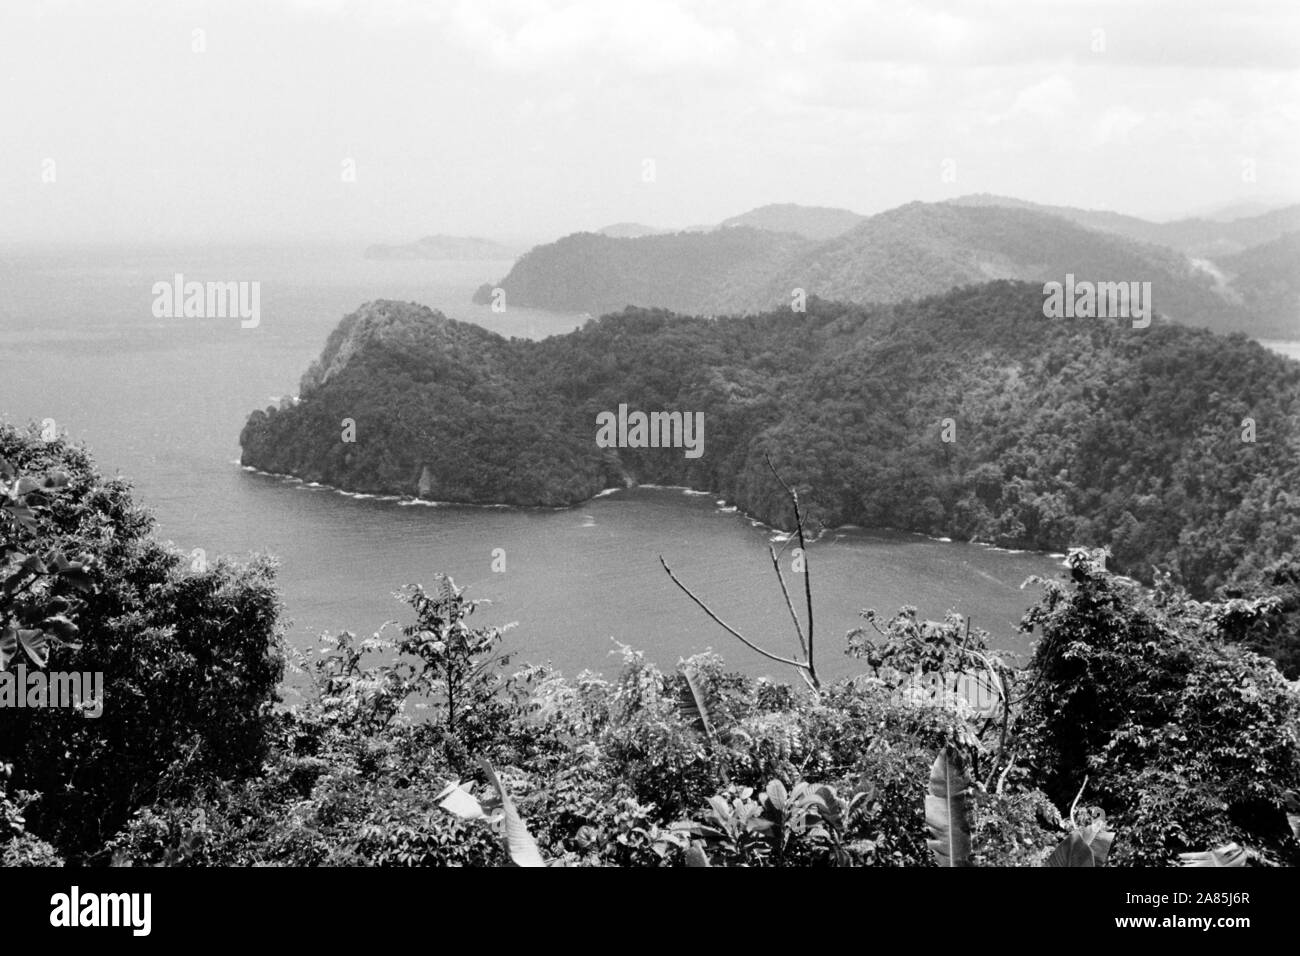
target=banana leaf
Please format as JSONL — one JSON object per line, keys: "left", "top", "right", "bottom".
{"left": 925, "top": 748, "right": 973, "bottom": 867}
{"left": 479, "top": 757, "right": 545, "bottom": 868}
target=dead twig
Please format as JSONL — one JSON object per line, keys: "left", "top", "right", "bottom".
{"left": 658, "top": 457, "right": 822, "bottom": 693}
{"left": 659, "top": 555, "right": 809, "bottom": 673}
{"left": 765, "top": 455, "right": 816, "bottom": 685}
{"left": 768, "top": 544, "right": 809, "bottom": 661}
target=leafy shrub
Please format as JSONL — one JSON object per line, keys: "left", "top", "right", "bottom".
{"left": 1020, "top": 548, "right": 1300, "bottom": 865}
{"left": 0, "top": 423, "right": 285, "bottom": 858}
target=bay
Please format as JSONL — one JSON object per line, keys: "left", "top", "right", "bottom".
{"left": 0, "top": 243, "right": 1073, "bottom": 685}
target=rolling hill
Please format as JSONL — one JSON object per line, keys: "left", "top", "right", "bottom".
{"left": 476, "top": 200, "right": 1259, "bottom": 333}
{"left": 471, "top": 226, "right": 815, "bottom": 317}
{"left": 757, "top": 202, "right": 1241, "bottom": 329}
{"left": 1218, "top": 231, "right": 1300, "bottom": 339}
{"left": 717, "top": 203, "right": 865, "bottom": 239}
{"left": 948, "top": 193, "right": 1300, "bottom": 258}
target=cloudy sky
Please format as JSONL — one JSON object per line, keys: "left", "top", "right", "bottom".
{"left": 1, "top": 0, "right": 1297, "bottom": 242}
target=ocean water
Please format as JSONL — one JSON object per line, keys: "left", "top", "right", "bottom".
{"left": 1260, "top": 340, "right": 1300, "bottom": 362}
{"left": 0, "top": 243, "right": 1100, "bottom": 685}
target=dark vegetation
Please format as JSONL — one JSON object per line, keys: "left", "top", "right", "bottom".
{"left": 243, "top": 282, "right": 1300, "bottom": 616}
{"left": 1, "top": 426, "right": 282, "bottom": 863}
{"left": 4, "top": 423, "right": 1299, "bottom": 866}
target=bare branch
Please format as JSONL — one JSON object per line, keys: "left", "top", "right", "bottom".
{"left": 659, "top": 555, "right": 809, "bottom": 672}
{"left": 765, "top": 454, "right": 816, "bottom": 685}
{"left": 768, "top": 544, "right": 809, "bottom": 661}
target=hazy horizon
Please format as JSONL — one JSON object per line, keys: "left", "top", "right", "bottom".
{"left": 2, "top": 0, "right": 1298, "bottom": 245}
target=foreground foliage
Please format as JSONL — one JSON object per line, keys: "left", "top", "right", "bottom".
{"left": 102, "top": 551, "right": 1298, "bottom": 868}
{"left": 4, "top": 424, "right": 1298, "bottom": 867}
{"left": 0, "top": 424, "right": 284, "bottom": 860}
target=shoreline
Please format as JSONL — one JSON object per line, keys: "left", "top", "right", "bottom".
{"left": 234, "top": 460, "right": 1071, "bottom": 565}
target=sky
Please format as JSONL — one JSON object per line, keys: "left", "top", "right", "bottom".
{"left": 1, "top": 0, "right": 1297, "bottom": 243}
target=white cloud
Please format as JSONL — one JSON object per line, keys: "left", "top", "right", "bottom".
{"left": 429, "top": 0, "right": 741, "bottom": 74}
{"left": 1003, "top": 74, "right": 1079, "bottom": 121}
{"left": 1088, "top": 106, "right": 1145, "bottom": 147}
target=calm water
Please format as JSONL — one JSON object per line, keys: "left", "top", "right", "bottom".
{"left": 1260, "top": 340, "right": 1300, "bottom": 362}
{"left": 0, "top": 243, "right": 1137, "bottom": 685}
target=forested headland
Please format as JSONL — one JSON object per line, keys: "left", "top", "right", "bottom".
{"left": 242, "top": 282, "right": 1300, "bottom": 621}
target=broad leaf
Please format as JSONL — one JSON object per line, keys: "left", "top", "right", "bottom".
{"left": 925, "top": 747, "right": 973, "bottom": 867}
{"left": 0, "top": 627, "right": 17, "bottom": 670}
{"left": 1045, "top": 831, "right": 1096, "bottom": 867}
{"left": 684, "top": 845, "right": 711, "bottom": 867}
{"left": 40, "top": 615, "right": 78, "bottom": 639}
{"left": 479, "top": 757, "right": 545, "bottom": 868}
{"left": 765, "top": 780, "right": 788, "bottom": 814}
{"left": 678, "top": 666, "right": 717, "bottom": 742}
{"left": 1077, "top": 814, "right": 1115, "bottom": 865}
{"left": 1178, "top": 843, "right": 1246, "bottom": 867}
{"left": 436, "top": 781, "right": 487, "bottom": 821}
{"left": 2, "top": 505, "right": 39, "bottom": 532}
{"left": 18, "top": 629, "right": 48, "bottom": 667}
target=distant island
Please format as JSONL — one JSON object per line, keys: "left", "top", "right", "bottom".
{"left": 364, "top": 234, "right": 523, "bottom": 260}
{"left": 241, "top": 284, "right": 1300, "bottom": 599}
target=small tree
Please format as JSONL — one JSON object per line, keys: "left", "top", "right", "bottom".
{"left": 397, "top": 576, "right": 516, "bottom": 756}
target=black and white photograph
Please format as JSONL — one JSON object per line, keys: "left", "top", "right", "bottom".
{"left": 0, "top": 0, "right": 1297, "bottom": 934}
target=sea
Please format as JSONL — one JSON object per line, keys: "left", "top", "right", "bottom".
{"left": 6, "top": 243, "right": 1289, "bottom": 689}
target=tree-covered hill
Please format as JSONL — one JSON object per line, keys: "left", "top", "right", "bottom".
{"left": 471, "top": 226, "right": 814, "bottom": 317}
{"left": 1220, "top": 231, "right": 1300, "bottom": 339}
{"left": 949, "top": 193, "right": 1300, "bottom": 258}
{"left": 475, "top": 200, "right": 1259, "bottom": 334}
{"left": 758, "top": 202, "right": 1238, "bottom": 329}
{"left": 242, "top": 283, "right": 1300, "bottom": 599}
